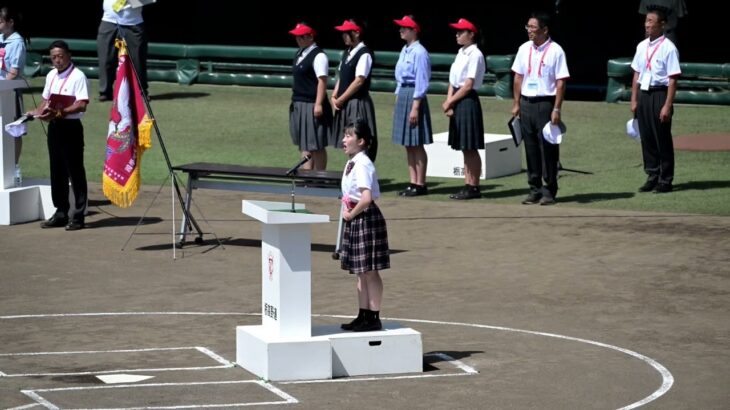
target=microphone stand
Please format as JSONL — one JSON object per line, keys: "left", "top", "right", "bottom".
{"left": 290, "top": 173, "right": 297, "bottom": 213}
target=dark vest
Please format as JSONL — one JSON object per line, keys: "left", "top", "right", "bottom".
{"left": 336, "top": 45, "right": 373, "bottom": 100}
{"left": 292, "top": 47, "right": 325, "bottom": 103}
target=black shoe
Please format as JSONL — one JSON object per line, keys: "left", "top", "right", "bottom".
{"left": 449, "top": 186, "right": 481, "bottom": 200}
{"left": 352, "top": 318, "right": 383, "bottom": 332}
{"left": 341, "top": 310, "right": 366, "bottom": 330}
{"left": 397, "top": 185, "right": 414, "bottom": 196}
{"left": 98, "top": 94, "right": 112, "bottom": 102}
{"left": 654, "top": 183, "right": 672, "bottom": 193}
{"left": 41, "top": 215, "right": 68, "bottom": 229}
{"left": 521, "top": 193, "right": 542, "bottom": 205}
{"left": 65, "top": 220, "right": 85, "bottom": 231}
{"left": 539, "top": 196, "right": 556, "bottom": 206}
{"left": 639, "top": 179, "right": 658, "bottom": 192}
{"left": 403, "top": 184, "right": 428, "bottom": 197}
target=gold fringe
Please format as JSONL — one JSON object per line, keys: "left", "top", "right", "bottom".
{"left": 102, "top": 117, "right": 153, "bottom": 208}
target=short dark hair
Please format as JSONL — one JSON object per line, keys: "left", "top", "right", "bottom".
{"left": 646, "top": 7, "right": 668, "bottom": 22}
{"left": 49, "top": 40, "right": 70, "bottom": 53}
{"left": 531, "top": 12, "right": 551, "bottom": 29}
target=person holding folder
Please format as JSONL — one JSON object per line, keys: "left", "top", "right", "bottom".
{"left": 511, "top": 12, "right": 569, "bottom": 205}
{"left": 28, "top": 41, "right": 90, "bottom": 230}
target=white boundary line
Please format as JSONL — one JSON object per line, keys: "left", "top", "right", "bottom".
{"left": 20, "top": 380, "right": 298, "bottom": 409}
{"left": 1, "top": 311, "right": 674, "bottom": 409}
{"left": 279, "top": 352, "right": 478, "bottom": 385}
{"left": 0, "top": 346, "right": 233, "bottom": 378}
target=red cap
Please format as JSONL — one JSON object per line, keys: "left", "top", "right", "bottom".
{"left": 449, "top": 18, "right": 478, "bottom": 33}
{"left": 334, "top": 20, "right": 362, "bottom": 32}
{"left": 393, "top": 15, "right": 420, "bottom": 32}
{"left": 289, "top": 23, "right": 315, "bottom": 36}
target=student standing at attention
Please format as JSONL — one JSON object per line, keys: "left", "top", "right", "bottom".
{"left": 338, "top": 120, "right": 390, "bottom": 332}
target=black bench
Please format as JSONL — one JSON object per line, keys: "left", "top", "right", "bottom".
{"left": 172, "top": 162, "right": 343, "bottom": 248}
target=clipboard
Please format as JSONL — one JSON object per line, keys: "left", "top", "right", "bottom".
{"left": 508, "top": 116, "right": 523, "bottom": 147}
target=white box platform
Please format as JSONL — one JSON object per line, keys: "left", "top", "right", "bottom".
{"left": 236, "top": 325, "right": 332, "bottom": 381}
{"left": 425, "top": 132, "right": 522, "bottom": 179}
{"left": 314, "top": 323, "right": 423, "bottom": 377}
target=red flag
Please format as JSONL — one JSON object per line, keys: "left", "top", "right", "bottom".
{"left": 102, "top": 39, "right": 153, "bottom": 208}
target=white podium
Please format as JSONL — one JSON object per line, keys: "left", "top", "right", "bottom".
{"left": 236, "top": 200, "right": 423, "bottom": 381}
{"left": 0, "top": 80, "right": 54, "bottom": 225}
{"left": 425, "top": 132, "right": 522, "bottom": 179}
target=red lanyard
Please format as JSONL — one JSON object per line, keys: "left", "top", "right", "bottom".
{"left": 645, "top": 36, "right": 665, "bottom": 70}
{"left": 528, "top": 40, "right": 551, "bottom": 77}
{"left": 48, "top": 64, "right": 74, "bottom": 95}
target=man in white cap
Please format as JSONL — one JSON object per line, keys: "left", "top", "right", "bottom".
{"left": 511, "top": 11, "right": 570, "bottom": 205}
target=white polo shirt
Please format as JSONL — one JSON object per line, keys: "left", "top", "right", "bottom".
{"left": 341, "top": 151, "right": 380, "bottom": 203}
{"left": 42, "top": 64, "right": 90, "bottom": 120}
{"left": 296, "top": 44, "right": 329, "bottom": 78}
{"left": 449, "top": 43, "right": 484, "bottom": 90}
{"left": 511, "top": 38, "right": 570, "bottom": 97}
{"left": 630, "top": 35, "right": 681, "bottom": 89}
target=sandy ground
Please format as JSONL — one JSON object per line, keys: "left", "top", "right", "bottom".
{"left": 1, "top": 183, "right": 728, "bottom": 409}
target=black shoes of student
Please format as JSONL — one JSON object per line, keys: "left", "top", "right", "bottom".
{"left": 352, "top": 318, "right": 383, "bottom": 332}
{"left": 41, "top": 215, "right": 68, "bottom": 229}
{"left": 400, "top": 184, "right": 428, "bottom": 197}
{"left": 341, "top": 309, "right": 366, "bottom": 330}
{"left": 539, "top": 195, "right": 556, "bottom": 206}
{"left": 449, "top": 185, "right": 481, "bottom": 200}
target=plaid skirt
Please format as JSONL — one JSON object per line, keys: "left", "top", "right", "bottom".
{"left": 331, "top": 96, "right": 378, "bottom": 162}
{"left": 340, "top": 202, "right": 390, "bottom": 274}
{"left": 289, "top": 101, "right": 332, "bottom": 151}
{"left": 391, "top": 87, "right": 433, "bottom": 147}
{"left": 448, "top": 90, "right": 484, "bottom": 150}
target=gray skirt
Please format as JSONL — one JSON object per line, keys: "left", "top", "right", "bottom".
{"left": 289, "top": 100, "right": 332, "bottom": 151}
{"left": 448, "top": 90, "right": 484, "bottom": 150}
{"left": 331, "top": 96, "right": 378, "bottom": 161}
{"left": 391, "top": 87, "right": 433, "bottom": 147}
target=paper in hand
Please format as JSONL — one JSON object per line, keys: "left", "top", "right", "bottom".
{"left": 4, "top": 114, "right": 33, "bottom": 138}
{"left": 508, "top": 116, "right": 522, "bottom": 147}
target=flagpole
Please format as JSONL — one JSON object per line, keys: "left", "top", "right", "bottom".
{"left": 115, "top": 26, "right": 205, "bottom": 246}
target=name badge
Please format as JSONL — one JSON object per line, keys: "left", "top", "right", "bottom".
{"left": 526, "top": 79, "right": 538, "bottom": 91}
{"left": 639, "top": 71, "right": 650, "bottom": 91}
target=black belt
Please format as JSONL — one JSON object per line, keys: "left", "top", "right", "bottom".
{"left": 521, "top": 95, "right": 555, "bottom": 103}
{"left": 400, "top": 83, "right": 415, "bottom": 88}
{"left": 643, "top": 85, "right": 668, "bottom": 92}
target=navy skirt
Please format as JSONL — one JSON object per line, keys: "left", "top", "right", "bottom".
{"left": 448, "top": 90, "right": 484, "bottom": 150}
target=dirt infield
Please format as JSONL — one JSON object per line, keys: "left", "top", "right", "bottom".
{"left": 674, "top": 133, "right": 730, "bottom": 151}
{"left": 1, "top": 184, "right": 729, "bottom": 409}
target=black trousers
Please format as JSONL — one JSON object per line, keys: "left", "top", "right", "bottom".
{"left": 519, "top": 96, "right": 560, "bottom": 197}
{"left": 97, "top": 20, "right": 148, "bottom": 97}
{"left": 637, "top": 89, "right": 674, "bottom": 184}
{"left": 47, "top": 120, "right": 87, "bottom": 221}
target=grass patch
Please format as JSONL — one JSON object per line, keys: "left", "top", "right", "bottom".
{"left": 20, "top": 78, "right": 730, "bottom": 215}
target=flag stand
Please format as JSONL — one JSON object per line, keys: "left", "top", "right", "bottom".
{"left": 113, "top": 28, "right": 219, "bottom": 253}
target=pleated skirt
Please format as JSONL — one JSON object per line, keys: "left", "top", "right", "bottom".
{"left": 448, "top": 90, "right": 484, "bottom": 150}
{"left": 331, "top": 95, "right": 378, "bottom": 151}
{"left": 391, "top": 87, "right": 433, "bottom": 147}
{"left": 289, "top": 101, "right": 332, "bottom": 151}
{"left": 340, "top": 202, "right": 390, "bottom": 274}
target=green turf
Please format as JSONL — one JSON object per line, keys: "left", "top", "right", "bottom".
{"left": 20, "top": 78, "right": 730, "bottom": 215}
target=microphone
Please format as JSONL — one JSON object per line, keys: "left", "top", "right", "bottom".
{"left": 285, "top": 155, "right": 312, "bottom": 176}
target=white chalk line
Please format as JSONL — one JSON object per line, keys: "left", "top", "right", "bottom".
{"left": 1, "top": 311, "right": 673, "bottom": 409}
{"left": 20, "top": 380, "right": 298, "bottom": 409}
{"left": 0, "top": 346, "right": 234, "bottom": 378}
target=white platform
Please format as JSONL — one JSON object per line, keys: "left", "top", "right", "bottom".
{"left": 236, "top": 325, "right": 332, "bottom": 381}
{"left": 0, "top": 185, "right": 55, "bottom": 225}
{"left": 314, "top": 324, "right": 423, "bottom": 378}
{"left": 425, "top": 132, "right": 522, "bottom": 179}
